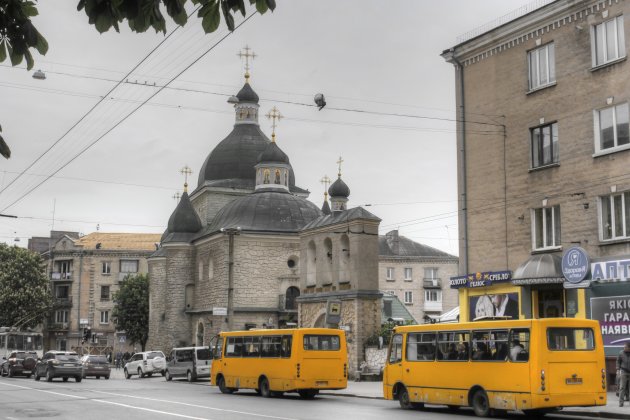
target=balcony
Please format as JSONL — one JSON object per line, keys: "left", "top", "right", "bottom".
{"left": 48, "top": 322, "right": 69, "bottom": 331}
{"left": 51, "top": 272, "right": 72, "bottom": 281}
{"left": 53, "top": 296, "right": 73, "bottom": 308}
{"left": 424, "top": 301, "right": 443, "bottom": 312}
{"left": 423, "top": 278, "right": 441, "bottom": 288}
{"left": 278, "top": 294, "right": 298, "bottom": 312}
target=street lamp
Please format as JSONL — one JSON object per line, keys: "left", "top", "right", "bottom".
{"left": 220, "top": 227, "right": 241, "bottom": 331}
{"left": 32, "top": 69, "right": 46, "bottom": 80}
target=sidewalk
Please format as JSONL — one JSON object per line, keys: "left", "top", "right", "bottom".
{"left": 320, "top": 381, "right": 630, "bottom": 419}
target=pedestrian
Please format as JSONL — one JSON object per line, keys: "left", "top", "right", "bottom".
{"left": 617, "top": 342, "right": 630, "bottom": 407}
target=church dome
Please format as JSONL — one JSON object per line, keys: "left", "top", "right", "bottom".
{"left": 257, "top": 141, "right": 289, "bottom": 164}
{"left": 161, "top": 191, "right": 202, "bottom": 242}
{"left": 206, "top": 190, "right": 322, "bottom": 234}
{"left": 329, "top": 177, "right": 350, "bottom": 198}
{"left": 236, "top": 82, "right": 259, "bottom": 103}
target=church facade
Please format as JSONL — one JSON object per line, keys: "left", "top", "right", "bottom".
{"left": 146, "top": 67, "right": 382, "bottom": 374}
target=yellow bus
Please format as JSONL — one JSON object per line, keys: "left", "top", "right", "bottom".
{"left": 210, "top": 328, "right": 347, "bottom": 399}
{"left": 383, "top": 318, "right": 607, "bottom": 417}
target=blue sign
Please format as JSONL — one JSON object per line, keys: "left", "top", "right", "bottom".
{"left": 449, "top": 270, "right": 512, "bottom": 289}
{"left": 562, "top": 247, "right": 590, "bottom": 284}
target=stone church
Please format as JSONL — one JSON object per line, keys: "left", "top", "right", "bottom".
{"left": 146, "top": 63, "right": 382, "bottom": 373}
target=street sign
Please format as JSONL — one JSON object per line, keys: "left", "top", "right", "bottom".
{"left": 119, "top": 335, "right": 126, "bottom": 343}
{"left": 213, "top": 307, "right": 227, "bottom": 316}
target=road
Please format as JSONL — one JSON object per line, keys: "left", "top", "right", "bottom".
{"left": 0, "top": 372, "right": 606, "bottom": 420}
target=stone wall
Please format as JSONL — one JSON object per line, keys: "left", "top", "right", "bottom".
{"left": 365, "top": 346, "right": 387, "bottom": 370}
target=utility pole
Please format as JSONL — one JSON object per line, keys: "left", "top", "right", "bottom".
{"left": 221, "top": 227, "right": 240, "bottom": 331}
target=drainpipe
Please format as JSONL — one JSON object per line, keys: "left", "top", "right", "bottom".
{"left": 77, "top": 251, "right": 84, "bottom": 348}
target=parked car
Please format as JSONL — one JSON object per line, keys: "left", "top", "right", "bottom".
{"left": 165, "top": 347, "right": 212, "bottom": 382}
{"left": 80, "top": 354, "right": 111, "bottom": 379}
{"left": 124, "top": 351, "right": 166, "bottom": 379}
{"left": 34, "top": 351, "right": 82, "bottom": 382}
{"left": 0, "top": 351, "right": 38, "bottom": 378}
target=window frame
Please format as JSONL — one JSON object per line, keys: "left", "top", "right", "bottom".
{"left": 403, "top": 267, "right": 412, "bottom": 281}
{"left": 528, "top": 42, "right": 556, "bottom": 91}
{"left": 386, "top": 267, "right": 395, "bottom": 281}
{"left": 120, "top": 259, "right": 139, "bottom": 273}
{"left": 530, "top": 121, "right": 559, "bottom": 169}
{"left": 404, "top": 291, "right": 413, "bottom": 304}
{"left": 531, "top": 205, "right": 561, "bottom": 251}
{"left": 100, "top": 310, "right": 109, "bottom": 325}
{"left": 591, "top": 15, "right": 626, "bottom": 67}
{"left": 425, "top": 289, "right": 442, "bottom": 302}
{"left": 594, "top": 102, "right": 630, "bottom": 154}
{"left": 55, "top": 310, "right": 68, "bottom": 323}
{"left": 599, "top": 191, "right": 630, "bottom": 241}
{"left": 100, "top": 285, "right": 110, "bottom": 301}
{"left": 102, "top": 261, "right": 111, "bottom": 275}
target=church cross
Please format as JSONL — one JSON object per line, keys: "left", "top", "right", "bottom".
{"left": 336, "top": 156, "right": 344, "bottom": 177}
{"left": 265, "top": 106, "right": 283, "bottom": 142}
{"left": 320, "top": 175, "right": 331, "bottom": 197}
{"left": 180, "top": 165, "right": 193, "bottom": 192}
{"left": 237, "top": 45, "right": 257, "bottom": 81}
{"left": 172, "top": 192, "right": 181, "bottom": 201}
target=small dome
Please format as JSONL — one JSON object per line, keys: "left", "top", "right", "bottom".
{"left": 166, "top": 192, "right": 202, "bottom": 235}
{"left": 257, "top": 142, "right": 289, "bottom": 164}
{"left": 329, "top": 177, "right": 350, "bottom": 198}
{"left": 321, "top": 199, "right": 331, "bottom": 215}
{"left": 236, "top": 82, "right": 259, "bottom": 104}
{"left": 206, "top": 190, "right": 322, "bottom": 233}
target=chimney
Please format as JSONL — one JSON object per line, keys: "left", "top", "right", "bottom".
{"left": 386, "top": 230, "right": 400, "bottom": 255}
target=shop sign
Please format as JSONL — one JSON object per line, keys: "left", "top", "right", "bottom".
{"left": 449, "top": 271, "right": 511, "bottom": 289}
{"left": 590, "top": 295, "right": 630, "bottom": 347}
{"left": 562, "top": 247, "right": 590, "bottom": 284}
{"left": 591, "top": 258, "right": 630, "bottom": 282}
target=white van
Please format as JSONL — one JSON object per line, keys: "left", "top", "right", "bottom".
{"left": 165, "top": 347, "right": 212, "bottom": 382}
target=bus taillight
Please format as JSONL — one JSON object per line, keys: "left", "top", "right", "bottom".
{"left": 540, "top": 369, "right": 545, "bottom": 392}
{"left": 601, "top": 368, "right": 606, "bottom": 390}
{"left": 343, "top": 363, "right": 347, "bottom": 378}
{"left": 296, "top": 363, "right": 300, "bottom": 378}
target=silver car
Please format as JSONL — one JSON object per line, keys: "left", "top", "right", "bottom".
{"left": 124, "top": 351, "right": 166, "bottom": 379}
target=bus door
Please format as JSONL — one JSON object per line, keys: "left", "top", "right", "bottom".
{"left": 544, "top": 327, "right": 603, "bottom": 398}
{"left": 385, "top": 333, "right": 404, "bottom": 387}
{"left": 209, "top": 335, "right": 223, "bottom": 384}
{"left": 301, "top": 334, "right": 344, "bottom": 382}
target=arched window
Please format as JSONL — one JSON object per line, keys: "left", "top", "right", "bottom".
{"left": 322, "top": 237, "right": 333, "bottom": 285}
{"left": 339, "top": 234, "right": 350, "bottom": 283}
{"left": 198, "top": 260, "right": 203, "bottom": 282}
{"left": 208, "top": 258, "right": 214, "bottom": 280}
{"left": 306, "top": 241, "right": 316, "bottom": 286}
{"left": 285, "top": 286, "right": 300, "bottom": 310}
{"left": 185, "top": 284, "right": 194, "bottom": 310}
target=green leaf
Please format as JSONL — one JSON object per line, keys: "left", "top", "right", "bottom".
{"left": 201, "top": 2, "right": 220, "bottom": 33}
{"left": 0, "top": 43, "right": 7, "bottom": 63}
{"left": 255, "top": 0, "right": 267, "bottom": 14}
{"left": 7, "top": 45, "right": 23, "bottom": 67}
{"left": 95, "top": 12, "right": 113, "bottom": 33}
{"left": 21, "top": 1, "right": 40, "bottom": 17}
{"left": 266, "top": 0, "right": 276, "bottom": 11}
{"left": 35, "top": 33, "right": 49, "bottom": 56}
{"left": 24, "top": 50, "right": 34, "bottom": 70}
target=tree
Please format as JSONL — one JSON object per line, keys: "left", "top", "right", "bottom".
{"left": 112, "top": 273, "right": 150, "bottom": 351}
{"left": 0, "top": 243, "right": 53, "bottom": 329}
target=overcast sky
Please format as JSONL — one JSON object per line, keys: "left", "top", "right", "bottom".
{"left": 0, "top": 0, "right": 536, "bottom": 254}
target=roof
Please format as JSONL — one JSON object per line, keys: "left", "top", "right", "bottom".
{"left": 379, "top": 230, "right": 457, "bottom": 259}
{"left": 512, "top": 253, "right": 563, "bottom": 285}
{"left": 329, "top": 176, "right": 350, "bottom": 198}
{"left": 257, "top": 141, "right": 289, "bottom": 164}
{"left": 164, "top": 191, "right": 202, "bottom": 240}
{"left": 302, "top": 206, "right": 381, "bottom": 231}
{"left": 236, "top": 82, "right": 259, "bottom": 103}
{"left": 74, "top": 232, "right": 161, "bottom": 251}
{"left": 382, "top": 295, "right": 417, "bottom": 324}
{"left": 321, "top": 199, "right": 331, "bottom": 215}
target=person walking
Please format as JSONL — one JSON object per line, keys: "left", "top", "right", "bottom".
{"left": 617, "top": 342, "right": 630, "bottom": 407}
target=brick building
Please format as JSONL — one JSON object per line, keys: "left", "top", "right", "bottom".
{"left": 442, "top": 0, "right": 630, "bottom": 378}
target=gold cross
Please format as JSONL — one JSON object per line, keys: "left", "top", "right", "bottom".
{"left": 265, "top": 106, "right": 283, "bottom": 143}
{"left": 237, "top": 45, "right": 257, "bottom": 81}
{"left": 172, "top": 192, "right": 181, "bottom": 201}
{"left": 320, "top": 175, "right": 331, "bottom": 198}
{"left": 180, "top": 165, "right": 193, "bottom": 192}
{"left": 336, "top": 156, "right": 344, "bottom": 177}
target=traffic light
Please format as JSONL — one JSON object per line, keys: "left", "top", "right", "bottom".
{"left": 82, "top": 327, "right": 91, "bottom": 344}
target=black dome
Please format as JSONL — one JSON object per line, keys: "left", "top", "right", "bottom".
{"left": 257, "top": 142, "right": 289, "bottom": 164}
{"left": 236, "top": 83, "right": 259, "bottom": 103}
{"left": 205, "top": 190, "right": 322, "bottom": 234}
{"left": 321, "top": 199, "right": 331, "bottom": 215}
{"left": 167, "top": 192, "right": 202, "bottom": 234}
{"left": 329, "top": 177, "right": 350, "bottom": 198}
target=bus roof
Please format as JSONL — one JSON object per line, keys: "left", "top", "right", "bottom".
{"left": 219, "top": 328, "right": 344, "bottom": 337}
{"left": 394, "top": 318, "right": 600, "bottom": 333}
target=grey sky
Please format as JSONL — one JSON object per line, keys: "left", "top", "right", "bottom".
{"left": 0, "top": 1, "right": 533, "bottom": 254}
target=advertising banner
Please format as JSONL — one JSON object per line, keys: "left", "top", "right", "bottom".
{"left": 590, "top": 295, "right": 630, "bottom": 347}
{"left": 469, "top": 293, "right": 519, "bottom": 320}
{"left": 450, "top": 271, "right": 512, "bottom": 289}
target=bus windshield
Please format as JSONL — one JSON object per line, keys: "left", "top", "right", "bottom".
{"left": 547, "top": 328, "right": 595, "bottom": 351}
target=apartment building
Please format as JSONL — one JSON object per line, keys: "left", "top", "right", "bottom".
{"left": 442, "top": 0, "right": 630, "bottom": 377}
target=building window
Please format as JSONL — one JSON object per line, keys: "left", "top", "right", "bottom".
{"left": 600, "top": 191, "right": 630, "bottom": 240}
{"left": 532, "top": 205, "right": 561, "bottom": 250}
{"left": 425, "top": 290, "right": 442, "bottom": 302}
{"left": 120, "top": 259, "right": 139, "bottom": 273}
{"left": 100, "top": 285, "right": 110, "bottom": 301}
{"left": 55, "top": 310, "right": 68, "bottom": 323}
{"left": 528, "top": 43, "right": 555, "bottom": 90}
{"left": 592, "top": 15, "right": 625, "bottom": 67}
{"left": 404, "top": 291, "right": 413, "bottom": 304}
{"left": 100, "top": 311, "right": 109, "bottom": 324}
{"left": 594, "top": 103, "right": 629, "bottom": 153}
{"left": 424, "top": 267, "right": 438, "bottom": 279}
{"left": 55, "top": 285, "right": 69, "bottom": 299}
{"left": 386, "top": 267, "right": 394, "bottom": 281}
{"left": 102, "top": 261, "right": 111, "bottom": 274}
{"left": 531, "top": 122, "right": 559, "bottom": 168}
{"left": 404, "top": 267, "right": 412, "bottom": 281}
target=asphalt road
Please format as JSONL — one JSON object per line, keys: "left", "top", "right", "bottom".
{"left": 0, "top": 373, "right": 609, "bottom": 420}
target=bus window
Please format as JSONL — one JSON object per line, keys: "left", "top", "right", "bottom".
{"left": 509, "top": 329, "right": 530, "bottom": 362}
{"left": 303, "top": 335, "right": 340, "bottom": 351}
{"left": 226, "top": 337, "right": 243, "bottom": 357}
{"left": 243, "top": 336, "right": 261, "bottom": 357}
{"left": 547, "top": 328, "right": 594, "bottom": 351}
{"left": 212, "top": 336, "right": 223, "bottom": 359}
{"left": 472, "top": 330, "right": 508, "bottom": 361}
{"left": 281, "top": 335, "right": 292, "bottom": 358}
{"left": 261, "top": 336, "right": 281, "bottom": 357}
{"left": 407, "top": 333, "right": 436, "bottom": 361}
{"left": 437, "top": 331, "right": 470, "bottom": 361}
{"left": 388, "top": 334, "right": 403, "bottom": 364}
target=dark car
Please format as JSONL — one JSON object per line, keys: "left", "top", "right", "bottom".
{"left": 0, "top": 351, "right": 38, "bottom": 378}
{"left": 81, "top": 355, "right": 111, "bottom": 379}
{"left": 34, "top": 351, "right": 82, "bottom": 382}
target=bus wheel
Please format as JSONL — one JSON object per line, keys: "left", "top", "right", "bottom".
{"left": 218, "top": 376, "right": 234, "bottom": 394}
{"left": 398, "top": 387, "right": 423, "bottom": 410}
{"left": 259, "top": 377, "right": 271, "bottom": 398}
{"left": 298, "top": 389, "right": 317, "bottom": 399}
{"left": 471, "top": 389, "right": 491, "bottom": 417}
